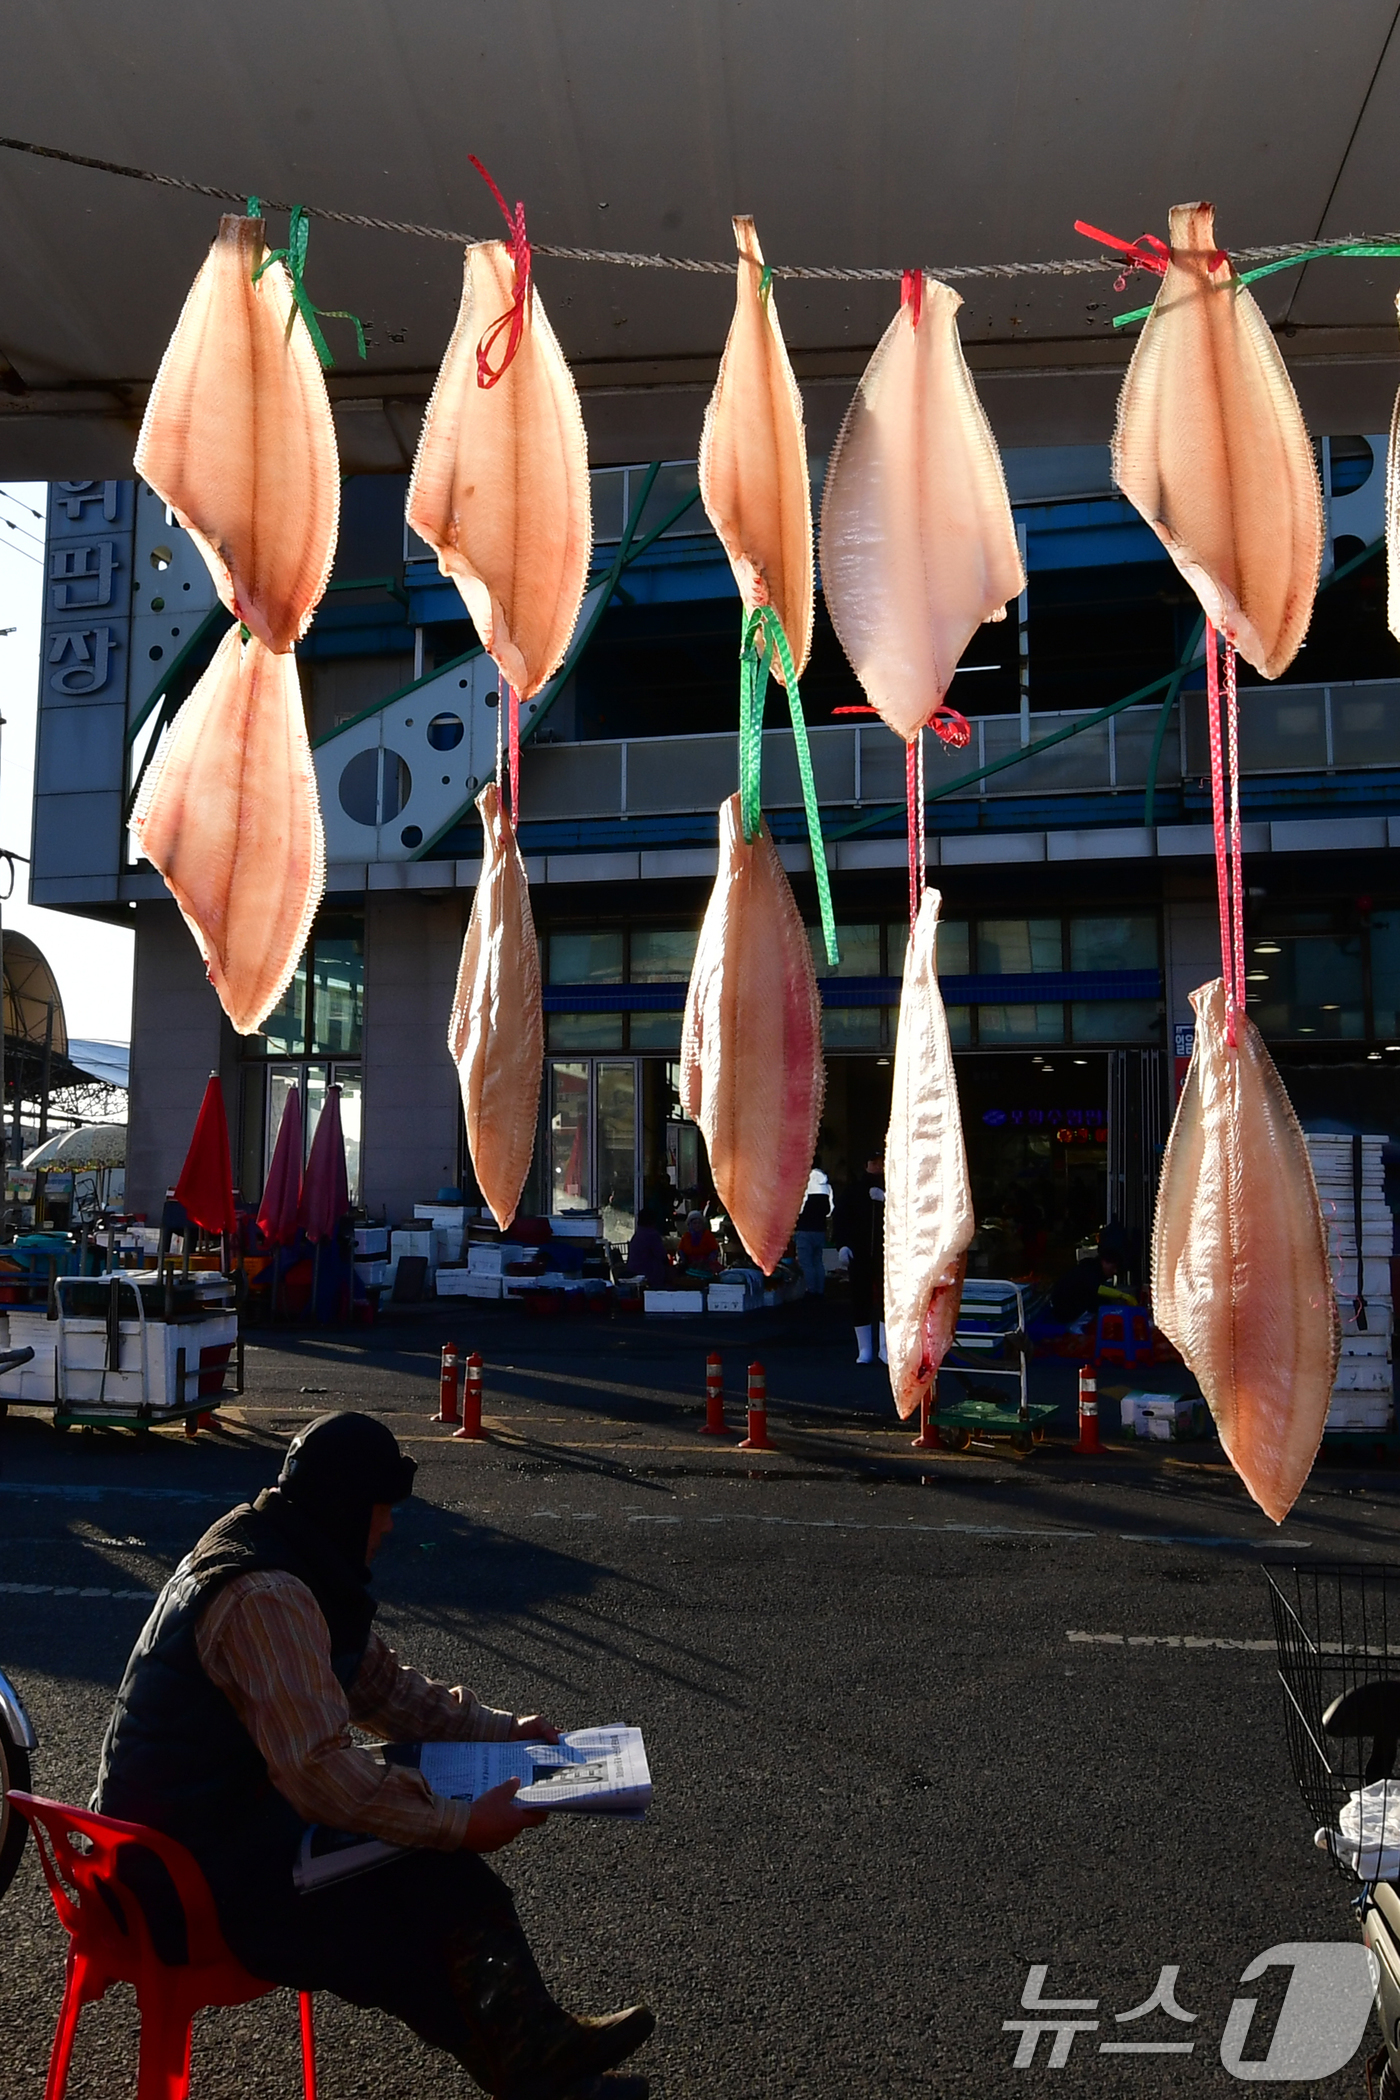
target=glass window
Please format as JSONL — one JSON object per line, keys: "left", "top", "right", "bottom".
{"left": 548, "top": 1062, "right": 591, "bottom": 1211}
{"left": 630, "top": 1010, "right": 683, "bottom": 1052}
{"left": 1373, "top": 912, "right": 1400, "bottom": 1038}
{"left": 549, "top": 931, "right": 624, "bottom": 984}
{"left": 808, "top": 924, "right": 881, "bottom": 978}
{"left": 887, "top": 919, "right": 970, "bottom": 980}
{"left": 261, "top": 961, "right": 307, "bottom": 1058}
{"left": 1071, "top": 1001, "right": 1161, "bottom": 1043}
{"left": 630, "top": 929, "right": 698, "bottom": 981}
{"left": 312, "top": 929, "right": 363, "bottom": 1055}
{"left": 596, "top": 1062, "right": 637, "bottom": 1245}
{"left": 946, "top": 1004, "right": 972, "bottom": 1048}
{"left": 548, "top": 1012, "right": 624, "bottom": 1051}
{"left": 1070, "top": 915, "right": 1158, "bottom": 972}
{"left": 1245, "top": 932, "right": 1365, "bottom": 1040}
{"left": 978, "top": 919, "right": 1062, "bottom": 974}
{"left": 333, "top": 1069, "right": 363, "bottom": 1205}
{"left": 822, "top": 1007, "right": 881, "bottom": 1048}
{"left": 978, "top": 1003, "right": 1064, "bottom": 1043}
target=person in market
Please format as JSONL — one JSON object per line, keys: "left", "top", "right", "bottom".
{"left": 1048, "top": 1225, "right": 1138, "bottom": 1331}
{"left": 618, "top": 1205, "right": 672, "bottom": 1290}
{"left": 675, "top": 1207, "right": 722, "bottom": 1279}
{"left": 831, "top": 1155, "right": 886, "bottom": 1364}
{"left": 96, "top": 1411, "right": 653, "bottom": 2100}
{"left": 793, "top": 1158, "right": 833, "bottom": 1298}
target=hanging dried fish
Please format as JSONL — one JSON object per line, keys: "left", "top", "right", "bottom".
{"left": 1152, "top": 980, "right": 1339, "bottom": 1523}
{"left": 1112, "top": 202, "right": 1322, "bottom": 679}
{"left": 134, "top": 214, "right": 340, "bottom": 656}
{"left": 680, "top": 795, "right": 823, "bottom": 1273}
{"left": 448, "top": 782, "right": 543, "bottom": 1231}
{"left": 131, "top": 623, "right": 325, "bottom": 1035}
{"left": 407, "top": 242, "right": 591, "bottom": 700}
{"left": 699, "top": 217, "right": 814, "bottom": 684}
{"left": 820, "top": 275, "right": 1024, "bottom": 741}
{"left": 884, "top": 890, "right": 975, "bottom": 1416}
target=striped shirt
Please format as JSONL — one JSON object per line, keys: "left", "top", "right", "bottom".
{"left": 195, "top": 1568, "right": 515, "bottom": 1850}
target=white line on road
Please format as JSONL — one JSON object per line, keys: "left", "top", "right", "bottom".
{"left": 1068, "top": 1631, "right": 1275, "bottom": 1650}
{"left": 0, "top": 1582, "right": 156, "bottom": 1599}
{"left": 0, "top": 1483, "right": 225, "bottom": 1503}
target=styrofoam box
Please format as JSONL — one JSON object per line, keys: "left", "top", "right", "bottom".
{"left": 550, "top": 1215, "right": 601, "bottom": 1238}
{"left": 468, "top": 1245, "right": 506, "bottom": 1276}
{"left": 353, "top": 1226, "right": 389, "bottom": 1257}
{"left": 353, "top": 1261, "right": 390, "bottom": 1288}
{"left": 391, "top": 1229, "right": 437, "bottom": 1271}
{"left": 434, "top": 1225, "right": 464, "bottom": 1264}
{"left": 414, "top": 1204, "right": 469, "bottom": 1225}
{"left": 1332, "top": 1357, "right": 1394, "bottom": 1393}
{"left": 4, "top": 1309, "right": 238, "bottom": 1413}
{"left": 1327, "top": 1394, "right": 1394, "bottom": 1431}
{"left": 1341, "top": 1307, "right": 1394, "bottom": 1337}
{"left": 645, "top": 1289, "right": 705, "bottom": 1313}
{"left": 1340, "top": 1333, "right": 1392, "bottom": 1356}
{"left": 1138, "top": 1397, "right": 1204, "bottom": 1440}
{"left": 437, "top": 1270, "right": 502, "bottom": 1299}
{"left": 707, "top": 1284, "right": 749, "bottom": 1313}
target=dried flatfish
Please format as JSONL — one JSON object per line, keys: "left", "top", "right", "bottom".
{"left": 884, "top": 891, "right": 975, "bottom": 1415}
{"left": 680, "top": 795, "right": 823, "bottom": 1272}
{"left": 821, "top": 277, "right": 1024, "bottom": 741}
{"left": 134, "top": 214, "right": 339, "bottom": 656}
{"left": 1113, "top": 202, "right": 1321, "bottom": 679}
{"left": 408, "top": 242, "right": 591, "bottom": 700}
{"left": 1152, "top": 980, "right": 1339, "bottom": 1522}
{"left": 699, "top": 217, "right": 813, "bottom": 684}
{"left": 448, "top": 782, "right": 543, "bottom": 1230}
{"left": 131, "top": 623, "right": 325, "bottom": 1034}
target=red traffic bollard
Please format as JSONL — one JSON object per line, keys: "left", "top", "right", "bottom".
{"left": 911, "top": 1376, "right": 941, "bottom": 1450}
{"left": 436, "top": 1342, "right": 460, "bottom": 1425}
{"left": 1076, "top": 1366, "right": 1101, "bottom": 1455}
{"left": 702, "top": 1352, "right": 729, "bottom": 1436}
{"left": 739, "top": 1361, "right": 773, "bottom": 1451}
{"left": 454, "top": 1351, "right": 486, "bottom": 1441}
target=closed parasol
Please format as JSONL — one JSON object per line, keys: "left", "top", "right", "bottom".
{"left": 257, "top": 1088, "right": 304, "bottom": 1247}
{"left": 299, "top": 1085, "right": 348, "bottom": 1244}
{"left": 174, "top": 1076, "right": 237, "bottom": 1238}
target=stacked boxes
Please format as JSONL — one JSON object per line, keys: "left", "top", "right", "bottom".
{"left": 1307, "top": 1135, "right": 1394, "bottom": 1433}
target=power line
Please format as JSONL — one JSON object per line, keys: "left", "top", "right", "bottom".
{"left": 0, "top": 510, "right": 44, "bottom": 549}
{"left": 0, "top": 535, "right": 41, "bottom": 567}
{"left": 0, "top": 488, "right": 43, "bottom": 523}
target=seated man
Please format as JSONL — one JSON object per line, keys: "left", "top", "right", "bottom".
{"left": 618, "top": 1206, "right": 671, "bottom": 1290}
{"left": 675, "top": 1210, "right": 721, "bottom": 1279}
{"left": 96, "top": 1412, "right": 652, "bottom": 2099}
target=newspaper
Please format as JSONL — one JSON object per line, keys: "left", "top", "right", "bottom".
{"left": 293, "top": 1725, "right": 651, "bottom": 1893}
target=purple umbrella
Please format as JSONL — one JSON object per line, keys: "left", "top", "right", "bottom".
{"left": 300, "top": 1085, "right": 349, "bottom": 1244}
{"left": 257, "top": 1087, "right": 304, "bottom": 1248}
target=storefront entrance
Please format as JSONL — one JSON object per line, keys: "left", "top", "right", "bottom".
{"left": 539, "top": 1058, "right": 639, "bottom": 1244}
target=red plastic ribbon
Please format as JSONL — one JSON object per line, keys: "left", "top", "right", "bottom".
{"left": 928, "top": 703, "right": 971, "bottom": 748}
{"left": 469, "top": 155, "right": 532, "bottom": 388}
{"left": 1074, "top": 220, "right": 1170, "bottom": 277}
{"left": 907, "top": 738, "right": 921, "bottom": 934}
{"left": 901, "top": 267, "right": 923, "bottom": 329}
{"left": 831, "top": 704, "right": 878, "bottom": 716}
{"left": 508, "top": 685, "right": 521, "bottom": 825}
{"left": 1204, "top": 622, "right": 1244, "bottom": 1048}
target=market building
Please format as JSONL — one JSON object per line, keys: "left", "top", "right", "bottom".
{"left": 25, "top": 434, "right": 1400, "bottom": 1274}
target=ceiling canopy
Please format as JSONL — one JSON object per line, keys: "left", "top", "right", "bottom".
{"left": 3, "top": 0, "right": 1400, "bottom": 473}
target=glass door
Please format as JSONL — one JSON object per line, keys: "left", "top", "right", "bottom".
{"left": 548, "top": 1062, "right": 592, "bottom": 1213}
{"left": 596, "top": 1061, "right": 637, "bottom": 1246}
{"left": 542, "top": 1059, "right": 640, "bottom": 1240}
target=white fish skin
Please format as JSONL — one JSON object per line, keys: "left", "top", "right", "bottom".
{"left": 407, "top": 242, "right": 592, "bottom": 702}
{"left": 680, "top": 795, "right": 824, "bottom": 1273}
{"left": 1112, "top": 202, "right": 1321, "bottom": 679}
{"left": 448, "top": 783, "right": 543, "bottom": 1232}
{"left": 820, "top": 277, "right": 1024, "bottom": 743}
{"left": 131, "top": 623, "right": 325, "bottom": 1034}
{"left": 884, "top": 890, "right": 975, "bottom": 1416}
{"left": 134, "top": 214, "right": 340, "bottom": 656}
{"left": 1151, "top": 980, "right": 1339, "bottom": 1523}
{"left": 698, "top": 217, "right": 813, "bottom": 685}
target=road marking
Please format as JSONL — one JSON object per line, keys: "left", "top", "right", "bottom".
{"left": 1068, "top": 1631, "right": 1275, "bottom": 1650}
{"left": 518, "top": 1508, "right": 1095, "bottom": 1539}
{"left": 1118, "top": 1532, "right": 1312, "bottom": 1549}
{"left": 0, "top": 1483, "right": 225, "bottom": 1503}
{"left": 0, "top": 1581, "right": 156, "bottom": 1599}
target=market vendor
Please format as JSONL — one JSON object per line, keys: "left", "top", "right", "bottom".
{"left": 96, "top": 1412, "right": 653, "bottom": 2100}
{"left": 619, "top": 1206, "right": 671, "bottom": 1289}
{"left": 675, "top": 1208, "right": 722, "bottom": 1278}
{"left": 1049, "top": 1231, "right": 1138, "bottom": 1328}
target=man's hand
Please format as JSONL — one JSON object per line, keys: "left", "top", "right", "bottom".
{"left": 463, "top": 1778, "right": 548, "bottom": 1853}
{"left": 510, "top": 1714, "right": 560, "bottom": 1743}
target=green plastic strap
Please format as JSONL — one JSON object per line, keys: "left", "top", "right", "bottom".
{"left": 740, "top": 607, "right": 839, "bottom": 968}
{"left": 1112, "top": 241, "right": 1400, "bottom": 329}
{"left": 253, "top": 205, "right": 368, "bottom": 368}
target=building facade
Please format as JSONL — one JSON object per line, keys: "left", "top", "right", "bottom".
{"left": 30, "top": 437, "right": 1400, "bottom": 1276}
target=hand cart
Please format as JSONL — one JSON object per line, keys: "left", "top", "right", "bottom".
{"left": 0, "top": 1271, "right": 243, "bottom": 1433}
{"left": 929, "top": 1278, "right": 1057, "bottom": 1453}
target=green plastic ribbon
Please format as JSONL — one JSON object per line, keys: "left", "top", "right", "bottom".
{"left": 739, "top": 606, "right": 839, "bottom": 968}
{"left": 252, "top": 205, "right": 368, "bottom": 368}
{"left": 1112, "top": 241, "right": 1400, "bottom": 329}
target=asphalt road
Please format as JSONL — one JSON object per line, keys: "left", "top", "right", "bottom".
{"left": 1, "top": 1314, "right": 1397, "bottom": 2097}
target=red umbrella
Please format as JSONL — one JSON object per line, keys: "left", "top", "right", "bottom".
{"left": 299, "top": 1084, "right": 349, "bottom": 1243}
{"left": 257, "top": 1087, "right": 303, "bottom": 1247}
{"left": 174, "top": 1075, "right": 237, "bottom": 1237}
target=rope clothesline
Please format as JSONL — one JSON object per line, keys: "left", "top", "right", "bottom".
{"left": 3, "top": 133, "right": 1400, "bottom": 289}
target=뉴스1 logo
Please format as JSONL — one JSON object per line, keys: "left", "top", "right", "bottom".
{"left": 1004, "top": 1945, "right": 1378, "bottom": 2077}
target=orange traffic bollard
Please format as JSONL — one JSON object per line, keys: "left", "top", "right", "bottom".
{"left": 702, "top": 1352, "right": 729, "bottom": 1436}
{"left": 739, "top": 1361, "right": 773, "bottom": 1452}
{"left": 436, "top": 1342, "right": 459, "bottom": 1424}
{"left": 1076, "top": 1366, "right": 1101, "bottom": 1455}
{"left": 455, "top": 1351, "right": 486, "bottom": 1441}
{"left": 911, "top": 1377, "right": 941, "bottom": 1450}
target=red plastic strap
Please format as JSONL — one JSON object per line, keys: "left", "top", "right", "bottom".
{"left": 928, "top": 703, "right": 971, "bottom": 748}
{"left": 1073, "top": 220, "right": 1170, "bottom": 276}
{"left": 469, "top": 155, "right": 532, "bottom": 388}
{"left": 906, "top": 738, "right": 920, "bottom": 934}
{"left": 901, "top": 268, "right": 923, "bottom": 329}
{"left": 508, "top": 686, "right": 521, "bottom": 824}
{"left": 1224, "top": 639, "right": 1245, "bottom": 1020}
{"left": 1204, "top": 623, "right": 1244, "bottom": 1048}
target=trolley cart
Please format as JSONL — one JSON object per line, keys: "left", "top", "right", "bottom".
{"left": 929, "top": 1279, "right": 1057, "bottom": 1454}
{"left": 1, "top": 1272, "right": 242, "bottom": 1433}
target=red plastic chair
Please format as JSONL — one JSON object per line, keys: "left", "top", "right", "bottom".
{"left": 9, "top": 1793, "right": 316, "bottom": 2100}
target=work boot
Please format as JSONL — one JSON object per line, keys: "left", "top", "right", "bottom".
{"left": 878, "top": 1322, "right": 888, "bottom": 1364}
{"left": 854, "top": 1324, "right": 874, "bottom": 1364}
{"left": 446, "top": 1912, "right": 654, "bottom": 2099}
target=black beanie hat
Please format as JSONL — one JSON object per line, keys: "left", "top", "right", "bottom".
{"left": 276, "top": 1412, "right": 416, "bottom": 1572}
